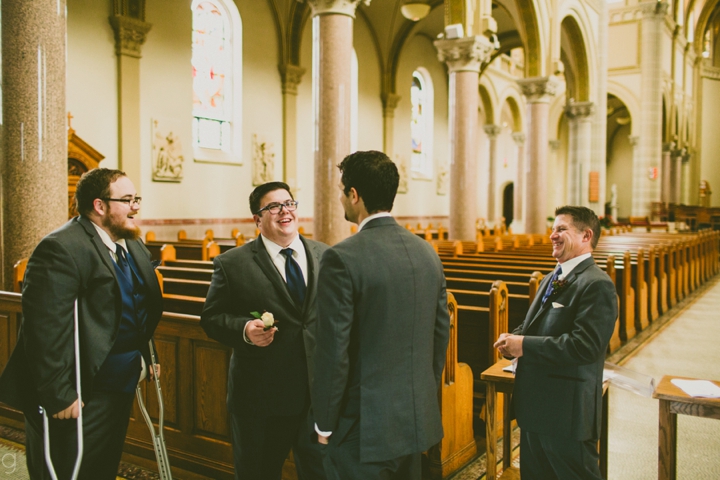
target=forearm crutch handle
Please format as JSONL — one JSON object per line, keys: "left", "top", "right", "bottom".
{"left": 42, "top": 299, "right": 84, "bottom": 480}
{"left": 136, "top": 339, "right": 173, "bottom": 480}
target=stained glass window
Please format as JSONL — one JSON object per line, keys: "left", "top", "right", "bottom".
{"left": 411, "top": 69, "right": 433, "bottom": 178}
{"left": 192, "top": 0, "right": 241, "bottom": 158}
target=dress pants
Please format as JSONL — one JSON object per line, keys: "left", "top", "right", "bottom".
{"left": 520, "top": 430, "right": 603, "bottom": 480}
{"left": 230, "top": 404, "right": 326, "bottom": 480}
{"left": 322, "top": 417, "right": 421, "bottom": 480}
{"left": 24, "top": 390, "right": 135, "bottom": 480}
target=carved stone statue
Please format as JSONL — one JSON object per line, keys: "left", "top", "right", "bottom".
{"left": 610, "top": 183, "right": 618, "bottom": 221}
{"left": 252, "top": 134, "right": 275, "bottom": 186}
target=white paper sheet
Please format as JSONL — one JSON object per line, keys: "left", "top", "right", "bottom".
{"left": 670, "top": 379, "right": 720, "bottom": 398}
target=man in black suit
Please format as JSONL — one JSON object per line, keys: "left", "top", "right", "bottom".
{"left": 201, "top": 182, "right": 328, "bottom": 480}
{"left": 0, "top": 168, "right": 163, "bottom": 479}
{"left": 494, "top": 205, "right": 617, "bottom": 480}
{"left": 311, "top": 150, "right": 450, "bottom": 480}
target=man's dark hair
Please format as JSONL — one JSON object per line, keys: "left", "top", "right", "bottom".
{"left": 249, "top": 181, "right": 294, "bottom": 214}
{"left": 338, "top": 150, "right": 399, "bottom": 214}
{"left": 555, "top": 205, "right": 601, "bottom": 249}
{"left": 74, "top": 168, "right": 126, "bottom": 216}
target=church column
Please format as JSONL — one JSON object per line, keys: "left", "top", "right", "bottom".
{"left": 382, "top": 93, "right": 401, "bottom": 156}
{"left": 2, "top": 0, "right": 67, "bottom": 289}
{"left": 633, "top": 1, "right": 668, "bottom": 216}
{"left": 109, "top": 3, "right": 152, "bottom": 190}
{"left": 435, "top": 36, "right": 493, "bottom": 240}
{"left": 669, "top": 147, "right": 684, "bottom": 204}
{"left": 517, "top": 77, "right": 558, "bottom": 234}
{"left": 511, "top": 132, "right": 526, "bottom": 229}
{"left": 565, "top": 101, "right": 595, "bottom": 206}
{"left": 279, "top": 64, "right": 306, "bottom": 194}
{"left": 660, "top": 142, "right": 674, "bottom": 203}
{"left": 484, "top": 124, "right": 501, "bottom": 223}
{"left": 308, "top": 0, "right": 368, "bottom": 245}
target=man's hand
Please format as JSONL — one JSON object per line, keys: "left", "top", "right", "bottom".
{"left": 52, "top": 399, "right": 84, "bottom": 420}
{"left": 493, "top": 333, "right": 524, "bottom": 358}
{"left": 318, "top": 433, "right": 330, "bottom": 445}
{"left": 149, "top": 363, "right": 161, "bottom": 380}
{"left": 245, "top": 319, "right": 277, "bottom": 347}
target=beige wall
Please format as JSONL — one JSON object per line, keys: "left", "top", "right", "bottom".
{"left": 700, "top": 76, "right": 720, "bottom": 206}
{"left": 606, "top": 123, "right": 634, "bottom": 219}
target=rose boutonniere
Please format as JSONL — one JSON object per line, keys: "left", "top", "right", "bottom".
{"left": 549, "top": 279, "right": 569, "bottom": 299}
{"left": 251, "top": 311, "right": 279, "bottom": 331}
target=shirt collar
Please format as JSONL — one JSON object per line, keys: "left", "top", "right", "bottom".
{"left": 558, "top": 252, "right": 592, "bottom": 279}
{"left": 358, "top": 212, "right": 392, "bottom": 232}
{"left": 89, "top": 218, "right": 127, "bottom": 254}
{"left": 260, "top": 233, "right": 303, "bottom": 257}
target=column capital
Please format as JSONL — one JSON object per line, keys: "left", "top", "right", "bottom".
{"left": 662, "top": 141, "right": 676, "bottom": 152}
{"left": 434, "top": 36, "right": 494, "bottom": 73}
{"left": 109, "top": 15, "right": 152, "bottom": 58}
{"left": 279, "top": 64, "right": 306, "bottom": 95}
{"left": 549, "top": 139, "right": 561, "bottom": 151}
{"left": 564, "top": 101, "right": 596, "bottom": 119}
{"left": 517, "top": 76, "right": 559, "bottom": 103}
{"left": 628, "top": 135, "right": 640, "bottom": 146}
{"left": 307, "top": 0, "right": 371, "bottom": 18}
{"left": 483, "top": 124, "right": 502, "bottom": 138}
{"left": 511, "top": 132, "right": 526, "bottom": 146}
{"left": 382, "top": 93, "right": 402, "bottom": 118}
{"left": 640, "top": 1, "right": 669, "bottom": 17}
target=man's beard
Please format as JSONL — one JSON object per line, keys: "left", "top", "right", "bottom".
{"left": 102, "top": 215, "right": 141, "bottom": 240}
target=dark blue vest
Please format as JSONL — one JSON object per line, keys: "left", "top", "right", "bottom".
{"left": 95, "top": 248, "right": 150, "bottom": 393}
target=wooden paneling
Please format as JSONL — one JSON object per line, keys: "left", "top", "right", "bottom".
{"left": 193, "top": 341, "right": 230, "bottom": 439}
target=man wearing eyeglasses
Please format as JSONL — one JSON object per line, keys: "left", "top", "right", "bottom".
{"left": 0, "top": 168, "right": 163, "bottom": 479}
{"left": 201, "top": 181, "right": 328, "bottom": 480}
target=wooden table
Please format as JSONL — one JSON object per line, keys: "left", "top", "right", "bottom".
{"left": 653, "top": 375, "right": 720, "bottom": 479}
{"left": 481, "top": 359, "right": 610, "bottom": 479}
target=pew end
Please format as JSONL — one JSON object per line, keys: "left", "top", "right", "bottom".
{"left": 145, "top": 231, "right": 156, "bottom": 242}
{"left": 13, "top": 258, "right": 27, "bottom": 293}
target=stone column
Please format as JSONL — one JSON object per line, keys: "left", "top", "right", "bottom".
{"left": 660, "top": 142, "right": 674, "bottom": 203}
{"left": 435, "top": 36, "right": 493, "bottom": 240}
{"left": 511, "top": 132, "right": 526, "bottom": 229}
{"left": 591, "top": 0, "right": 609, "bottom": 215}
{"left": 633, "top": 1, "right": 668, "bottom": 216}
{"left": 484, "top": 124, "right": 501, "bottom": 222}
{"left": 109, "top": 3, "right": 152, "bottom": 190}
{"left": 669, "top": 148, "right": 683, "bottom": 204}
{"left": 517, "top": 77, "right": 558, "bottom": 234}
{"left": 382, "top": 93, "right": 401, "bottom": 157}
{"left": 2, "top": 0, "right": 67, "bottom": 289}
{"left": 279, "top": 64, "right": 306, "bottom": 193}
{"left": 565, "top": 101, "right": 595, "bottom": 206}
{"left": 629, "top": 134, "right": 640, "bottom": 210}
{"left": 308, "top": 0, "right": 369, "bottom": 245}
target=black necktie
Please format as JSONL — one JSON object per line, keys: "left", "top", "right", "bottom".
{"left": 116, "top": 243, "right": 132, "bottom": 281}
{"left": 281, "top": 248, "right": 306, "bottom": 306}
{"left": 541, "top": 266, "right": 562, "bottom": 304}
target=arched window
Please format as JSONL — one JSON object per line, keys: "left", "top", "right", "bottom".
{"left": 191, "top": 0, "right": 242, "bottom": 163}
{"left": 410, "top": 68, "right": 433, "bottom": 179}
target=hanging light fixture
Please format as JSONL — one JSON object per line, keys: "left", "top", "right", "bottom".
{"left": 401, "top": 2, "right": 431, "bottom": 21}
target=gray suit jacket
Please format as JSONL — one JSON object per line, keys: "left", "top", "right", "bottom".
{"left": 0, "top": 216, "right": 163, "bottom": 415}
{"left": 312, "top": 217, "right": 450, "bottom": 463}
{"left": 512, "top": 256, "right": 617, "bottom": 441}
{"left": 200, "top": 235, "right": 328, "bottom": 417}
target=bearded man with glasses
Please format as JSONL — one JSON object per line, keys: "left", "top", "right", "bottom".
{"left": 201, "top": 181, "right": 328, "bottom": 480}
{"left": 0, "top": 168, "right": 163, "bottom": 479}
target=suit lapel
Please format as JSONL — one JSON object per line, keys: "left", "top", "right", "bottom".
{"left": 77, "top": 216, "right": 119, "bottom": 282}
{"left": 252, "top": 235, "right": 297, "bottom": 309}
{"left": 300, "top": 236, "right": 320, "bottom": 315}
{"left": 126, "top": 240, "right": 161, "bottom": 299}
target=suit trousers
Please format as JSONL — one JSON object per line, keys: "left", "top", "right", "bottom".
{"left": 24, "top": 390, "right": 135, "bottom": 480}
{"left": 230, "top": 403, "right": 326, "bottom": 480}
{"left": 322, "top": 418, "right": 421, "bottom": 480}
{"left": 520, "top": 430, "right": 602, "bottom": 480}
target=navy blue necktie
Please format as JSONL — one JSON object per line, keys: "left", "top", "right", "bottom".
{"left": 281, "top": 248, "right": 306, "bottom": 306}
{"left": 116, "top": 243, "right": 133, "bottom": 281}
{"left": 541, "top": 266, "right": 562, "bottom": 304}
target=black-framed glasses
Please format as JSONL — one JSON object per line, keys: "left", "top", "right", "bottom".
{"left": 256, "top": 200, "right": 298, "bottom": 215}
{"left": 103, "top": 196, "right": 142, "bottom": 206}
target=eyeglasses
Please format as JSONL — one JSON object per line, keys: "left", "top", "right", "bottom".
{"left": 103, "top": 196, "right": 142, "bottom": 206}
{"left": 256, "top": 200, "right": 299, "bottom": 215}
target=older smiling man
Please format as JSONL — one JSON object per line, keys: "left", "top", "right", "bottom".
{"left": 494, "top": 205, "right": 618, "bottom": 480}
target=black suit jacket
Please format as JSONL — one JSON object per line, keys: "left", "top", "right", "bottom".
{"left": 512, "top": 256, "right": 617, "bottom": 441}
{"left": 200, "top": 235, "right": 328, "bottom": 417}
{"left": 0, "top": 216, "right": 163, "bottom": 415}
{"left": 312, "top": 217, "right": 450, "bottom": 463}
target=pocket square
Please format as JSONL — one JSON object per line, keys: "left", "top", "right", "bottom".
{"left": 551, "top": 302, "right": 564, "bottom": 308}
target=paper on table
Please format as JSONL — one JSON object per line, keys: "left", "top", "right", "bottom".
{"left": 502, "top": 358, "right": 518, "bottom": 374}
{"left": 670, "top": 379, "right": 720, "bottom": 398}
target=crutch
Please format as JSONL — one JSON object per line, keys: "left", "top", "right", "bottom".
{"left": 135, "top": 339, "right": 173, "bottom": 480}
{"left": 42, "top": 299, "right": 84, "bottom": 480}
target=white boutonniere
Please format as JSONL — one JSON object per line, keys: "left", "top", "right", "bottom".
{"left": 251, "top": 311, "right": 279, "bottom": 331}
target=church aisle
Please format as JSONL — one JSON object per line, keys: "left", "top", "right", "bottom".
{"left": 607, "top": 275, "right": 720, "bottom": 479}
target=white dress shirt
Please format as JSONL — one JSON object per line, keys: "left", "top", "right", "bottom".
{"left": 357, "top": 211, "right": 392, "bottom": 231}
{"left": 557, "top": 252, "right": 592, "bottom": 280}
